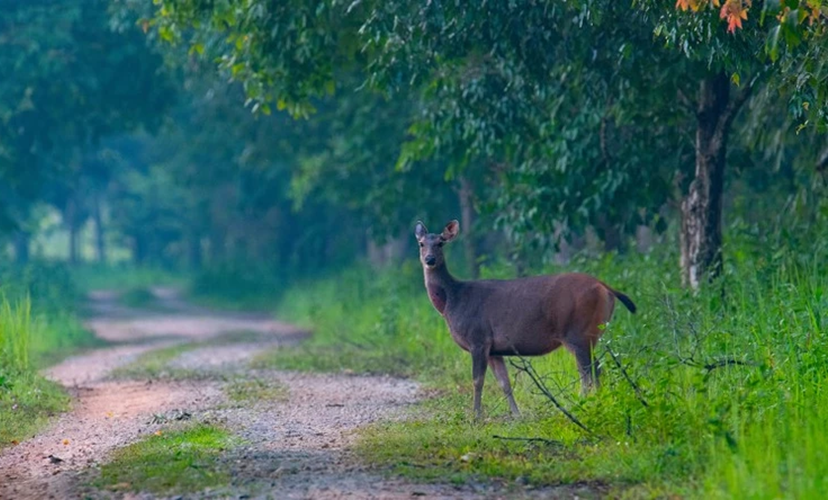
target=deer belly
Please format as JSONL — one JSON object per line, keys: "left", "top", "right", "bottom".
{"left": 492, "top": 331, "right": 562, "bottom": 356}
{"left": 427, "top": 284, "right": 447, "bottom": 314}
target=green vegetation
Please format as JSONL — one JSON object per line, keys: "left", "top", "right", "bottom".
{"left": 256, "top": 227, "right": 828, "bottom": 497}
{"left": 71, "top": 265, "right": 185, "bottom": 295}
{"left": 3, "top": 0, "right": 828, "bottom": 497}
{"left": 94, "top": 425, "right": 236, "bottom": 495}
{"left": 224, "top": 378, "right": 288, "bottom": 404}
{"left": 0, "top": 295, "right": 74, "bottom": 446}
{"left": 0, "top": 263, "right": 100, "bottom": 367}
{"left": 0, "top": 372, "right": 68, "bottom": 447}
{"left": 117, "top": 287, "right": 157, "bottom": 309}
{"left": 111, "top": 343, "right": 200, "bottom": 381}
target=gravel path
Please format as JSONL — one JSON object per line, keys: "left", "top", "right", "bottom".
{"left": 0, "top": 288, "right": 595, "bottom": 500}
{"left": 0, "top": 290, "right": 566, "bottom": 500}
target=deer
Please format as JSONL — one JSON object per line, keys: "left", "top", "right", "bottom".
{"left": 414, "top": 220, "right": 637, "bottom": 419}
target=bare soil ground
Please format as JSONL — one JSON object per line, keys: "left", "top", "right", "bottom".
{"left": 0, "top": 289, "right": 578, "bottom": 499}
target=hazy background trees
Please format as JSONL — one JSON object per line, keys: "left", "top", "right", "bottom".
{"left": 2, "top": 0, "right": 827, "bottom": 290}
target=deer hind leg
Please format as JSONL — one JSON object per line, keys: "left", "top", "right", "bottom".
{"left": 565, "top": 338, "right": 601, "bottom": 395}
{"left": 488, "top": 356, "right": 520, "bottom": 416}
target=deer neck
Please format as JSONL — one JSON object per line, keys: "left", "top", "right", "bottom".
{"left": 423, "top": 264, "right": 459, "bottom": 315}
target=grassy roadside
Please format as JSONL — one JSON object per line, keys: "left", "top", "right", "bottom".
{"left": 71, "top": 264, "right": 186, "bottom": 294}
{"left": 0, "top": 263, "right": 101, "bottom": 447}
{"left": 252, "top": 239, "right": 828, "bottom": 498}
{"left": 0, "top": 296, "right": 76, "bottom": 446}
{"left": 93, "top": 424, "right": 237, "bottom": 495}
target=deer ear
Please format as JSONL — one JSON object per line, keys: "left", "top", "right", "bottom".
{"left": 414, "top": 221, "right": 428, "bottom": 241}
{"left": 441, "top": 220, "right": 460, "bottom": 242}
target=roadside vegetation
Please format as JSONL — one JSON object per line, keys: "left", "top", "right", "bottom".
{"left": 0, "top": 263, "right": 99, "bottom": 446}
{"left": 71, "top": 264, "right": 186, "bottom": 296}
{"left": 93, "top": 425, "right": 237, "bottom": 495}
{"left": 254, "top": 222, "right": 827, "bottom": 498}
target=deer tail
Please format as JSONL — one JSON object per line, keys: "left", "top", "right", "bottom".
{"left": 609, "top": 288, "right": 637, "bottom": 314}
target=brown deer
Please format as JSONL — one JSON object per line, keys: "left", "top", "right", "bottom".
{"left": 415, "top": 220, "right": 636, "bottom": 418}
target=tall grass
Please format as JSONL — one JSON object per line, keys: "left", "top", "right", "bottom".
{"left": 257, "top": 237, "right": 827, "bottom": 497}
{"left": 0, "top": 296, "right": 32, "bottom": 373}
{"left": 0, "top": 262, "right": 99, "bottom": 446}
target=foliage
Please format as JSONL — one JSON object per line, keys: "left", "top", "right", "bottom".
{"left": 255, "top": 213, "right": 828, "bottom": 496}
{"left": 0, "top": 293, "right": 78, "bottom": 448}
{"left": 0, "top": 0, "right": 174, "bottom": 231}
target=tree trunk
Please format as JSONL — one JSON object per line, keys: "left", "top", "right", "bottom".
{"left": 188, "top": 231, "right": 202, "bottom": 270}
{"left": 66, "top": 198, "right": 81, "bottom": 265}
{"left": 681, "top": 72, "right": 730, "bottom": 289}
{"left": 133, "top": 233, "right": 146, "bottom": 265}
{"left": 13, "top": 231, "right": 29, "bottom": 265}
{"left": 596, "top": 213, "right": 624, "bottom": 253}
{"left": 93, "top": 195, "right": 106, "bottom": 263}
{"left": 457, "top": 175, "right": 479, "bottom": 278}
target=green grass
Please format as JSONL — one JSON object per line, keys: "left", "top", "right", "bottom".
{"left": 110, "top": 343, "right": 204, "bottom": 380}
{"left": 224, "top": 377, "right": 288, "bottom": 403}
{"left": 117, "top": 287, "right": 157, "bottom": 309}
{"left": 112, "top": 332, "right": 267, "bottom": 381}
{"left": 188, "top": 263, "right": 283, "bottom": 312}
{"left": 0, "top": 295, "right": 77, "bottom": 446}
{"left": 0, "top": 371, "right": 69, "bottom": 446}
{"left": 71, "top": 264, "right": 186, "bottom": 293}
{"left": 94, "top": 424, "right": 236, "bottom": 495}
{"left": 252, "top": 237, "right": 828, "bottom": 498}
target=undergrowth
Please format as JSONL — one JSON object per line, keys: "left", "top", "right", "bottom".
{"left": 255, "top": 232, "right": 827, "bottom": 498}
{"left": 0, "top": 262, "right": 99, "bottom": 446}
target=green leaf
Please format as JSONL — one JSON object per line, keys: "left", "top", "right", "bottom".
{"left": 765, "top": 25, "right": 781, "bottom": 62}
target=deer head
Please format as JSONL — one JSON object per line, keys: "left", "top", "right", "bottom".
{"left": 414, "top": 220, "right": 459, "bottom": 269}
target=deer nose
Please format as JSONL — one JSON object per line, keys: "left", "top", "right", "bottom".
{"left": 424, "top": 255, "right": 436, "bottom": 266}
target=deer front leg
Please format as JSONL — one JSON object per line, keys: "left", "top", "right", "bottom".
{"left": 471, "top": 347, "right": 489, "bottom": 420}
{"left": 488, "top": 356, "right": 520, "bottom": 416}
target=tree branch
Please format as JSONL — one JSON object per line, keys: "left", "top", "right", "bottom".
{"left": 715, "top": 73, "right": 762, "bottom": 143}
{"left": 605, "top": 346, "right": 648, "bottom": 407}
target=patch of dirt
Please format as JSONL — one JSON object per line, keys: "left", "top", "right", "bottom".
{"left": 0, "top": 288, "right": 587, "bottom": 500}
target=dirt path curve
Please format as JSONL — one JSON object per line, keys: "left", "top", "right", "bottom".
{"left": 0, "top": 289, "right": 520, "bottom": 500}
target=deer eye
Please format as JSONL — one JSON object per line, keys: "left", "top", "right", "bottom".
{"left": 437, "top": 242, "right": 443, "bottom": 248}
{"left": 419, "top": 242, "right": 424, "bottom": 248}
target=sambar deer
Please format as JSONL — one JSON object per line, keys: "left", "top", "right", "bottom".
{"left": 415, "top": 220, "right": 636, "bottom": 418}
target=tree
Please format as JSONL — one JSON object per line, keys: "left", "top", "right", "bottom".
{"left": 0, "top": 0, "right": 174, "bottom": 258}
{"left": 150, "top": 0, "right": 828, "bottom": 287}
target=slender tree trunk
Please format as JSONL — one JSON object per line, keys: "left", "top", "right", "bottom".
{"left": 681, "top": 72, "right": 730, "bottom": 289}
{"left": 596, "top": 213, "right": 624, "bottom": 253}
{"left": 66, "top": 198, "right": 81, "bottom": 265}
{"left": 188, "top": 231, "right": 202, "bottom": 270}
{"left": 133, "top": 233, "right": 146, "bottom": 265}
{"left": 457, "top": 175, "right": 479, "bottom": 278}
{"left": 93, "top": 195, "right": 106, "bottom": 263}
{"left": 13, "top": 231, "right": 29, "bottom": 265}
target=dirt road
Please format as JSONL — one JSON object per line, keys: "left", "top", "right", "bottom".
{"left": 0, "top": 289, "right": 522, "bottom": 500}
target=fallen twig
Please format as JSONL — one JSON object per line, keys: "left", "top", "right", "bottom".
{"left": 509, "top": 357, "right": 594, "bottom": 435}
{"left": 492, "top": 435, "right": 563, "bottom": 446}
